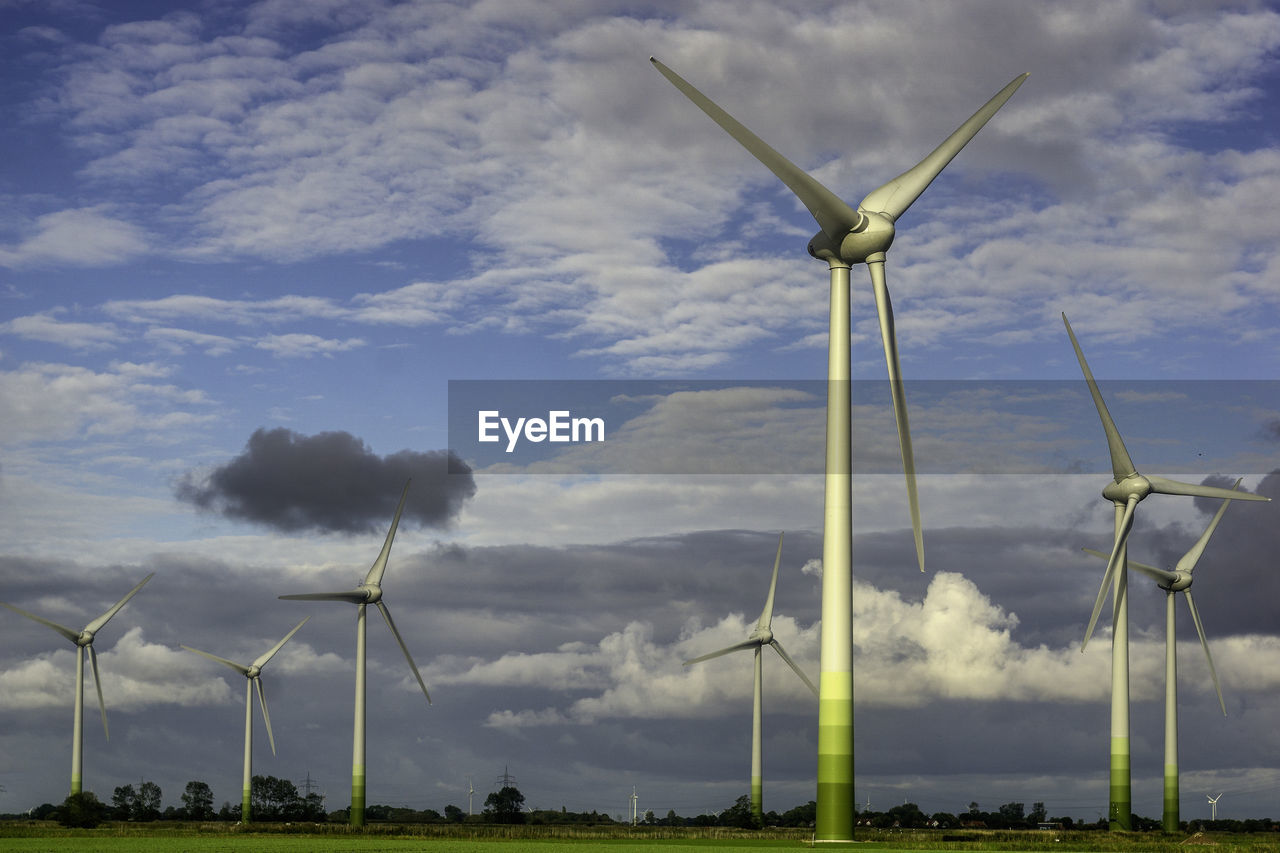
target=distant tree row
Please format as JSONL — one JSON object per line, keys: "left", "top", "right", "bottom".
{"left": 12, "top": 776, "right": 325, "bottom": 827}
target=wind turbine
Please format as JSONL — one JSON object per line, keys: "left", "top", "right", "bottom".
{"left": 1085, "top": 479, "right": 1238, "bottom": 833}
{"left": 652, "top": 58, "right": 1027, "bottom": 840}
{"left": 1, "top": 573, "right": 153, "bottom": 795}
{"left": 1206, "top": 793, "right": 1222, "bottom": 821}
{"left": 182, "top": 617, "right": 309, "bottom": 823}
{"left": 683, "top": 533, "right": 818, "bottom": 826}
{"left": 278, "top": 479, "right": 431, "bottom": 827}
{"left": 1063, "top": 313, "right": 1268, "bottom": 830}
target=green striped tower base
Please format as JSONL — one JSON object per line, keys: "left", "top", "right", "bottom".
{"left": 814, "top": 265, "right": 854, "bottom": 842}
{"left": 1109, "top": 737, "right": 1130, "bottom": 831}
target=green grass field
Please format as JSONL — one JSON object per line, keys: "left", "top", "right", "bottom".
{"left": 0, "top": 823, "right": 1275, "bottom": 853}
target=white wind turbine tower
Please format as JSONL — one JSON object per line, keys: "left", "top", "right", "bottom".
{"left": 279, "top": 480, "right": 431, "bottom": 827}
{"left": 1063, "top": 313, "right": 1268, "bottom": 831}
{"left": 182, "top": 617, "right": 309, "bottom": 823}
{"left": 1, "top": 573, "right": 153, "bottom": 795}
{"left": 1085, "top": 479, "right": 1240, "bottom": 833}
{"left": 468, "top": 775, "right": 475, "bottom": 816}
{"left": 652, "top": 58, "right": 1027, "bottom": 840}
{"left": 683, "top": 533, "right": 818, "bottom": 826}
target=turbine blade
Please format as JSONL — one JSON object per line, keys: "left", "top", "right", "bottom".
{"left": 858, "top": 73, "right": 1029, "bottom": 221}
{"left": 1083, "top": 496, "right": 1137, "bottom": 651}
{"left": 1177, "top": 478, "right": 1241, "bottom": 575}
{"left": 0, "top": 602, "right": 80, "bottom": 644}
{"left": 1062, "top": 314, "right": 1136, "bottom": 483}
{"left": 181, "top": 645, "right": 251, "bottom": 676}
{"left": 756, "top": 533, "right": 784, "bottom": 631}
{"left": 278, "top": 591, "right": 366, "bottom": 603}
{"left": 1184, "top": 590, "right": 1226, "bottom": 716}
{"left": 1146, "top": 474, "right": 1269, "bottom": 503}
{"left": 89, "top": 645, "right": 108, "bottom": 740}
{"left": 869, "top": 261, "right": 924, "bottom": 571}
{"left": 365, "top": 479, "right": 411, "bottom": 587}
{"left": 769, "top": 640, "right": 818, "bottom": 697}
{"left": 1080, "top": 547, "right": 1176, "bottom": 585}
{"left": 252, "top": 617, "right": 310, "bottom": 670}
{"left": 255, "top": 677, "right": 277, "bottom": 755}
{"left": 649, "top": 57, "right": 863, "bottom": 241}
{"left": 84, "top": 573, "right": 154, "bottom": 635}
{"left": 683, "top": 638, "right": 759, "bottom": 666}
{"left": 375, "top": 601, "right": 431, "bottom": 705}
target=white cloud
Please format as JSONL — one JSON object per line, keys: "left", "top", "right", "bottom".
{"left": 0, "top": 360, "right": 216, "bottom": 446}
{"left": 1, "top": 312, "right": 123, "bottom": 350}
{"left": 0, "top": 208, "right": 149, "bottom": 269}
{"left": 253, "top": 333, "right": 366, "bottom": 358}
{"left": 447, "top": 570, "right": 1280, "bottom": 729}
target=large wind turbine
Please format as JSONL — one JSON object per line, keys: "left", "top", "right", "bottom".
{"left": 1, "top": 573, "right": 153, "bottom": 795}
{"left": 684, "top": 533, "right": 818, "bottom": 826}
{"left": 182, "top": 617, "right": 309, "bottom": 823}
{"left": 279, "top": 479, "right": 431, "bottom": 827}
{"left": 1063, "top": 313, "right": 1267, "bottom": 830}
{"left": 652, "top": 58, "right": 1027, "bottom": 840}
{"left": 1086, "top": 479, "right": 1239, "bottom": 833}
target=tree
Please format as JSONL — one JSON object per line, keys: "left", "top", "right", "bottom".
{"left": 444, "top": 804, "right": 465, "bottom": 823}
{"left": 997, "top": 801, "right": 1025, "bottom": 828}
{"left": 135, "top": 781, "right": 162, "bottom": 821}
{"left": 720, "top": 794, "right": 759, "bottom": 829}
{"left": 182, "top": 781, "right": 215, "bottom": 821}
{"left": 483, "top": 786, "right": 526, "bottom": 824}
{"left": 1029, "top": 802, "right": 1047, "bottom": 825}
{"left": 58, "top": 792, "right": 107, "bottom": 828}
{"left": 251, "top": 775, "right": 301, "bottom": 821}
{"left": 887, "top": 802, "right": 927, "bottom": 828}
{"left": 111, "top": 784, "right": 136, "bottom": 820}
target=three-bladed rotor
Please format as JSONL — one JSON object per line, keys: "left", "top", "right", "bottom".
{"left": 1063, "top": 314, "right": 1269, "bottom": 651}
{"left": 651, "top": 58, "right": 1029, "bottom": 572}
{"left": 279, "top": 479, "right": 431, "bottom": 704}
{"left": 683, "top": 533, "right": 817, "bottom": 696}
{"left": 182, "top": 617, "right": 310, "bottom": 754}
{"left": 1, "top": 573, "right": 154, "bottom": 738}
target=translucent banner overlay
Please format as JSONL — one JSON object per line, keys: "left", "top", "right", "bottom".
{"left": 447, "top": 379, "right": 1280, "bottom": 476}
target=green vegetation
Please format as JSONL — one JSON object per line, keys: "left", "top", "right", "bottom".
{"left": 1, "top": 823, "right": 1280, "bottom": 853}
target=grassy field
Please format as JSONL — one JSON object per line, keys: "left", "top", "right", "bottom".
{"left": 0, "top": 823, "right": 1276, "bottom": 852}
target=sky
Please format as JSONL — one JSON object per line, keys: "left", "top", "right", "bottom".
{"left": 3, "top": 0, "right": 1280, "bottom": 825}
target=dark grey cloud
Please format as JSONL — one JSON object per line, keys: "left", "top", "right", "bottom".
{"left": 175, "top": 428, "right": 476, "bottom": 533}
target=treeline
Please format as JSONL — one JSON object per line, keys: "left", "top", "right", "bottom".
{"left": 855, "top": 801, "right": 1280, "bottom": 834}
{"left": 13, "top": 775, "right": 326, "bottom": 828}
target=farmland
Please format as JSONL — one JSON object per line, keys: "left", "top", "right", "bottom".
{"left": 1, "top": 823, "right": 1278, "bottom": 853}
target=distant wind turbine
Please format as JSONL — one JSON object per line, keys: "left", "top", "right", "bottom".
{"left": 279, "top": 479, "right": 431, "bottom": 827}
{"left": 182, "top": 617, "right": 309, "bottom": 823}
{"left": 1085, "top": 479, "right": 1238, "bottom": 833}
{"left": 1, "top": 573, "right": 153, "bottom": 795}
{"left": 683, "top": 533, "right": 817, "bottom": 826}
{"left": 1063, "top": 313, "right": 1268, "bottom": 830}
{"left": 652, "top": 58, "right": 1026, "bottom": 840}
{"left": 1207, "top": 793, "right": 1222, "bottom": 821}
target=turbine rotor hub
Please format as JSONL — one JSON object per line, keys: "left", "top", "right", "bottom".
{"left": 357, "top": 584, "right": 382, "bottom": 604}
{"left": 246, "top": 666, "right": 261, "bottom": 679}
{"left": 807, "top": 212, "right": 895, "bottom": 266}
{"left": 1162, "top": 571, "right": 1193, "bottom": 592}
{"left": 1102, "top": 474, "right": 1151, "bottom": 503}
{"left": 77, "top": 631, "right": 94, "bottom": 646}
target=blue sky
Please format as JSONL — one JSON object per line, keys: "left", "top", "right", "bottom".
{"left": 4, "top": 0, "right": 1280, "bottom": 824}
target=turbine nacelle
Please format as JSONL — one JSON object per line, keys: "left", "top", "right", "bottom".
{"left": 806, "top": 212, "right": 895, "bottom": 266}
{"left": 1160, "top": 570, "right": 1194, "bottom": 593}
{"left": 76, "top": 630, "right": 96, "bottom": 647}
{"left": 355, "top": 584, "right": 382, "bottom": 604}
{"left": 1102, "top": 474, "right": 1152, "bottom": 503}
{"left": 749, "top": 627, "right": 774, "bottom": 645}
